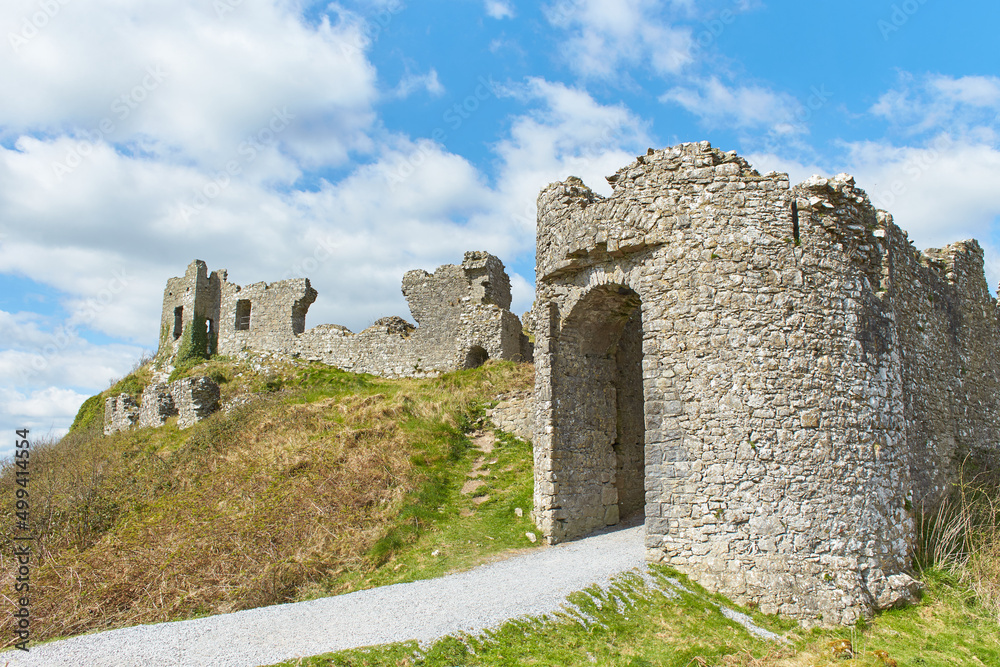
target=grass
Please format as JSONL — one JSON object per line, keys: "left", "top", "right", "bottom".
{"left": 913, "top": 466, "right": 1000, "bottom": 624}
{"left": 268, "top": 566, "right": 1000, "bottom": 667}
{"left": 264, "top": 465, "right": 1000, "bottom": 667}
{"left": 0, "top": 356, "right": 536, "bottom": 648}
{"left": 5, "top": 353, "right": 1000, "bottom": 665}
{"left": 313, "top": 428, "right": 539, "bottom": 597}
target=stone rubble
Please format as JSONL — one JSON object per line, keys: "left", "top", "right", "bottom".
{"left": 105, "top": 376, "right": 220, "bottom": 434}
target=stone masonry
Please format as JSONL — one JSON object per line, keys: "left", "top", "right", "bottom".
{"left": 105, "top": 377, "right": 221, "bottom": 434}
{"left": 486, "top": 390, "right": 534, "bottom": 443}
{"left": 157, "top": 252, "right": 531, "bottom": 377}
{"left": 531, "top": 142, "right": 1000, "bottom": 625}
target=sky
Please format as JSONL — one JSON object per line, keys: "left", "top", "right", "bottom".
{"left": 2, "top": 0, "right": 1000, "bottom": 455}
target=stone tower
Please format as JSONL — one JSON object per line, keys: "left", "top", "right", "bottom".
{"left": 532, "top": 142, "right": 1000, "bottom": 624}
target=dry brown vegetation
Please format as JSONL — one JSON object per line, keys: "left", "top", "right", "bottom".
{"left": 0, "top": 358, "right": 533, "bottom": 646}
{"left": 915, "top": 464, "right": 1000, "bottom": 623}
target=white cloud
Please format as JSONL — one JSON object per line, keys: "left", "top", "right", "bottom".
{"left": 0, "top": 310, "right": 148, "bottom": 390}
{"left": 485, "top": 0, "right": 516, "bottom": 19}
{"left": 0, "top": 307, "right": 147, "bottom": 458}
{"left": 843, "top": 137, "right": 1000, "bottom": 249}
{"left": 0, "top": 386, "right": 88, "bottom": 453}
{"left": 544, "top": 0, "right": 693, "bottom": 78}
{"left": 871, "top": 73, "right": 1000, "bottom": 139}
{"left": 392, "top": 69, "right": 445, "bottom": 99}
{"left": 494, "top": 77, "right": 652, "bottom": 197}
{"left": 661, "top": 77, "right": 806, "bottom": 135}
{"left": 1, "top": 0, "right": 379, "bottom": 168}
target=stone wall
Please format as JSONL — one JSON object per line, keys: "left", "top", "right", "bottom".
{"left": 105, "top": 377, "right": 220, "bottom": 434}
{"left": 159, "top": 260, "right": 226, "bottom": 358}
{"left": 103, "top": 394, "right": 139, "bottom": 434}
{"left": 486, "top": 390, "right": 534, "bottom": 442}
{"left": 532, "top": 142, "right": 998, "bottom": 625}
{"left": 159, "top": 252, "right": 531, "bottom": 378}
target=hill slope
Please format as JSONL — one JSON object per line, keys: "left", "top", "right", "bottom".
{"left": 0, "top": 356, "right": 537, "bottom": 646}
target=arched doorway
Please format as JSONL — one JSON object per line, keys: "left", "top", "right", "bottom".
{"left": 463, "top": 345, "right": 489, "bottom": 369}
{"left": 544, "top": 283, "right": 645, "bottom": 540}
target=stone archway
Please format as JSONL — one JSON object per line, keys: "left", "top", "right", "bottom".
{"left": 463, "top": 345, "right": 489, "bottom": 369}
{"left": 535, "top": 283, "right": 645, "bottom": 542}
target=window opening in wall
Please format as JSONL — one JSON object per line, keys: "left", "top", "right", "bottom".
{"left": 206, "top": 318, "right": 215, "bottom": 355}
{"left": 173, "top": 307, "right": 183, "bottom": 340}
{"left": 792, "top": 202, "right": 800, "bottom": 244}
{"left": 235, "top": 300, "right": 252, "bottom": 331}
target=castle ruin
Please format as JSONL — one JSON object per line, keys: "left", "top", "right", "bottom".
{"left": 104, "top": 140, "right": 1000, "bottom": 627}
{"left": 104, "top": 376, "right": 220, "bottom": 435}
{"left": 531, "top": 142, "right": 1000, "bottom": 624}
{"left": 158, "top": 250, "right": 531, "bottom": 376}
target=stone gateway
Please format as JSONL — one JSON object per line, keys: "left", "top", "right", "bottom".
{"left": 531, "top": 142, "right": 1000, "bottom": 624}
{"left": 106, "top": 140, "right": 1000, "bottom": 627}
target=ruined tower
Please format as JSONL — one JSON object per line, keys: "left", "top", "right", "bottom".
{"left": 532, "top": 142, "right": 1000, "bottom": 624}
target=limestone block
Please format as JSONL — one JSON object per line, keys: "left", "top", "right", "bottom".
{"left": 104, "top": 394, "right": 139, "bottom": 435}
{"left": 171, "top": 376, "right": 221, "bottom": 429}
{"left": 139, "top": 383, "right": 176, "bottom": 428}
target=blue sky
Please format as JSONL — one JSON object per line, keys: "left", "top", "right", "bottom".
{"left": 2, "top": 0, "right": 1000, "bottom": 454}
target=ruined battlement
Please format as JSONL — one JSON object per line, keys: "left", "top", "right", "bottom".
{"left": 532, "top": 142, "right": 1000, "bottom": 625}
{"left": 536, "top": 142, "right": 790, "bottom": 280}
{"left": 156, "top": 251, "right": 531, "bottom": 378}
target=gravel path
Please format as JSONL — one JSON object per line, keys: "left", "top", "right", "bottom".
{"left": 4, "top": 523, "right": 645, "bottom": 667}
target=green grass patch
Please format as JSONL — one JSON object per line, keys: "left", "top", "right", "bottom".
{"left": 315, "top": 428, "right": 540, "bottom": 597}
{"left": 1, "top": 356, "right": 535, "bottom": 647}
{"left": 270, "top": 566, "right": 1000, "bottom": 667}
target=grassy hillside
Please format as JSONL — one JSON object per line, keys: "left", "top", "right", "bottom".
{"left": 3, "top": 353, "right": 1000, "bottom": 666}
{"left": 0, "top": 356, "right": 538, "bottom": 647}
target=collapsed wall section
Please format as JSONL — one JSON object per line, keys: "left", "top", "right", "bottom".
{"left": 533, "top": 142, "right": 928, "bottom": 625}
{"left": 217, "top": 278, "right": 318, "bottom": 356}
{"left": 104, "top": 377, "right": 220, "bottom": 434}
